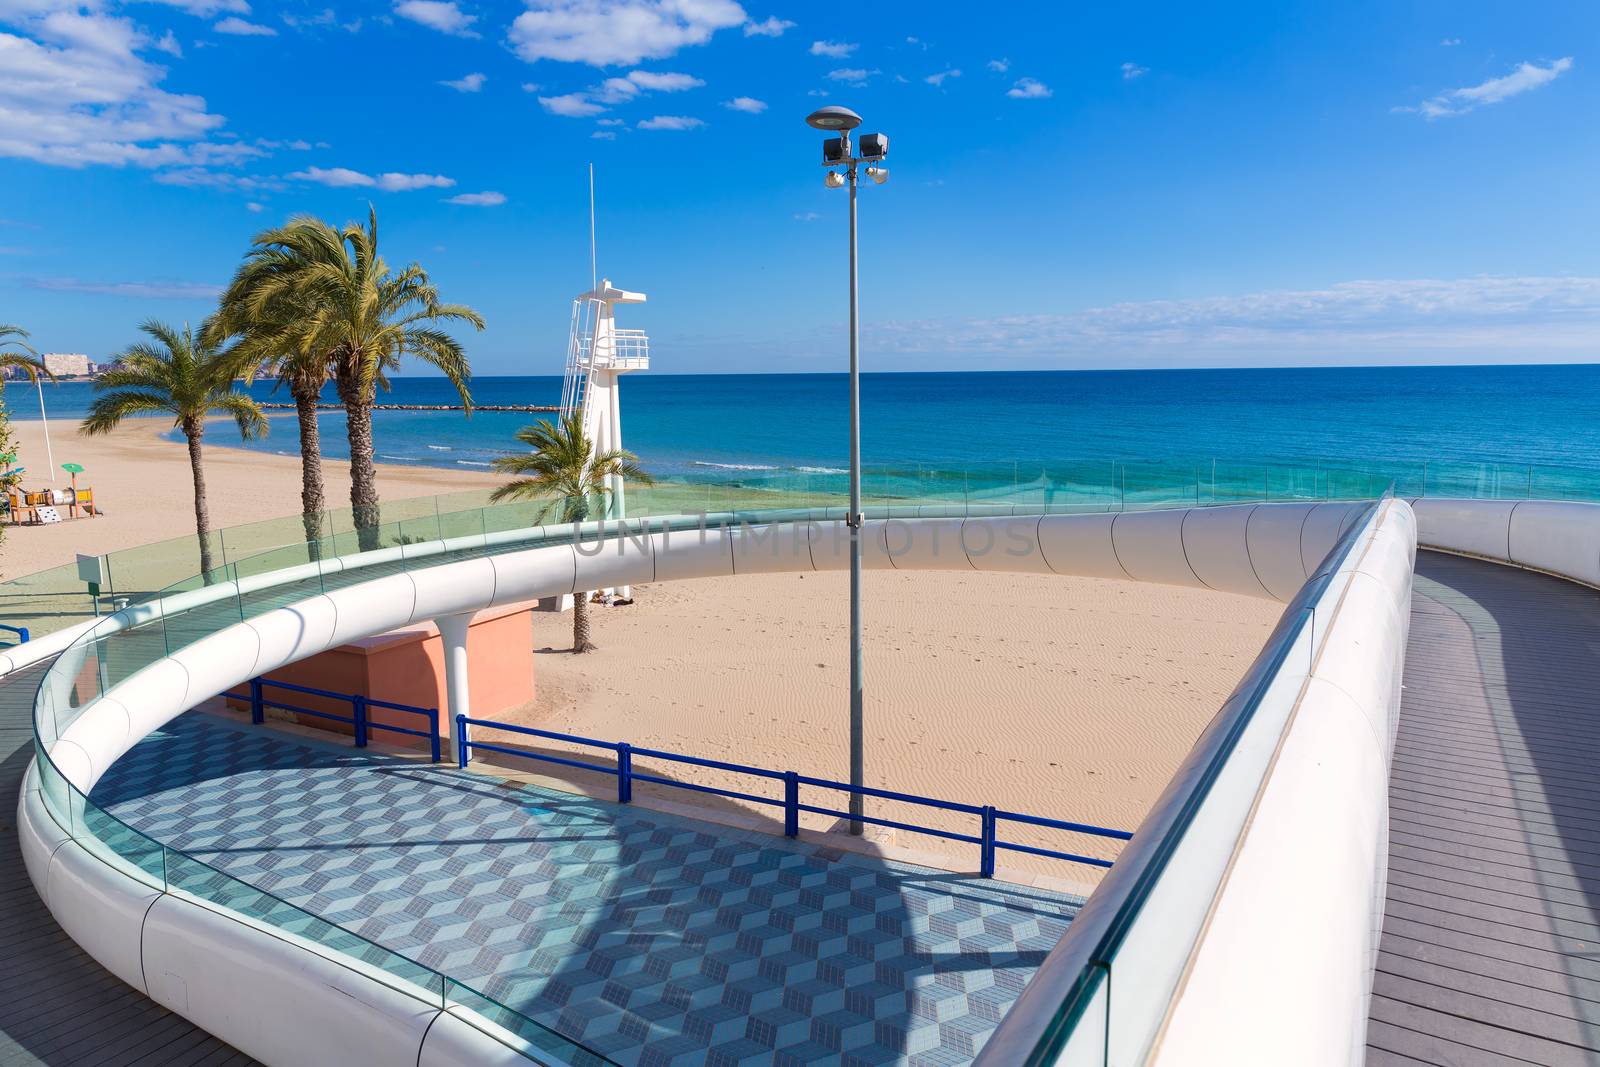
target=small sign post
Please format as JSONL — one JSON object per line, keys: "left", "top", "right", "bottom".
{"left": 77, "top": 553, "right": 105, "bottom": 614}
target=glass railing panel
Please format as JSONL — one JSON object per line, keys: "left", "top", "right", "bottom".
{"left": 1040, "top": 462, "right": 1116, "bottom": 512}
{"left": 1530, "top": 464, "right": 1600, "bottom": 501}
{"left": 0, "top": 560, "right": 95, "bottom": 642}
{"left": 79, "top": 792, "right": 167, "bottom": 889}
{"left": 437, "top": 504, "right": 490, "bottom": 544}
{"left": 446, "top": 981, "right": 618, "bottom": 1066}
{"left": 34, "top": 738, "right": 72, "bottom": 824}
{"left": 101, "top": 535, "right": 206, "bottom": 605}
{"left": 163, "top": 848, "right": 448, "bottom": 1005}
{"left": 1055, "top": 964, "right": 1110, "bottom": 1067}
{"left": 1099, "top": 611, "right": 1314, "bottom": 1063}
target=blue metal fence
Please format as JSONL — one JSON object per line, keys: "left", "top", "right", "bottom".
{"left": 0, "top": 624, "right": 28, "bottom": 646}
{"left": 227, "top": 678, "right": 441, "bottom": 762}
{"left": 455, "top": 715, "right": 1132, "bottom": 877}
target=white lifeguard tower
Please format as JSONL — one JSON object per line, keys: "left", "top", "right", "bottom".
{"left": 561, "top": 278, "right": 649, "bottom": 521}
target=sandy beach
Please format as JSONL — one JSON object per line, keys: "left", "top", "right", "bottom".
{"left": 2, "top": 416, "right": 504, "bottom": 577}
{"left": 4, "top": 415, "right": 1283, "bottom": 884}
{"left": 510, "top": 568, "right": 1279, "bottom": 884}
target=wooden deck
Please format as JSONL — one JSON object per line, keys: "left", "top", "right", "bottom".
{"left": 0, "top": 658, "right": 254, "bottom": 1067}
{"left": 1368, "top": 550, "right": 1600, "bottom": 1066}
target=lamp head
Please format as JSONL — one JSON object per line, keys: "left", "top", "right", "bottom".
{"left": 866, "top": 166, "right": 889, "bottom": 185}
{"left": 806, "top": 105, "right": 863, "bottom": 131}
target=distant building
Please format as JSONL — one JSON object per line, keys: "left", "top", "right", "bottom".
{"left": 42, "top": 353, "right": 94, "bottom": 377}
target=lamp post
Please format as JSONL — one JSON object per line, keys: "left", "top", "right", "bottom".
{"left": 806, "top": 105, "right": 889, "bottom": 835}
{"left": 36, "top": 375, "right": 55, "bottom": 484}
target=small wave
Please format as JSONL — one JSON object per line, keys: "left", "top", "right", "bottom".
{"left": 691, "top": 461, "right": 780, "bottom": 471}
{"left": 456, "top": 460, "right": 491, "bottom": 467}
{"left": 427, "top": 444, "right": 451, "bottom": 451}
{"left": 795, "top": 466, "right": 848, "bottom": 474}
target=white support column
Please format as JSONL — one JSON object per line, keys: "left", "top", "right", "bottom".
{"left": 435, "top": 612, "right": 476, "bottom": 748}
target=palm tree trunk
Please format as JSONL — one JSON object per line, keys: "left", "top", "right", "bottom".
{"left": 344, "top": 397, "right": 381, "bottom": 551}
{"left": 184, "top": 420, "right": 216, "bottom": 581}
{"left": 293, "top": 386, "right": 326, "bottom": 557}
{"left": 573, "top": 593, "right": 594, "bottom": 653}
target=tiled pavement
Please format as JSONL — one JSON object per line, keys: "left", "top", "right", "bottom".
{"left": 92, "top": 714, "right": 1080, "bottom": 1066}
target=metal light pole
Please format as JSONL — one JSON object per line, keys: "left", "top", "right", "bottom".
{"left": 36, "top": 375, "right": 55, "bottom": 484}
{"left": 807, "top": 105, "right": 889, "bottom": 835}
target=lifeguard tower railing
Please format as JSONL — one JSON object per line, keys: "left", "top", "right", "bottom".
{"left": 559, "top": 305, "right": 650, "bottom": 419}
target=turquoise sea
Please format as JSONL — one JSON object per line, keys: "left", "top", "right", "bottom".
{"left": 16, "top": 365, "right": 1600, "bottom": 488}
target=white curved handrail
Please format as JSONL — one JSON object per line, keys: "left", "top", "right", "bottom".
{"left": 17, "top": 499, "right": 1406, "bottom": 1067}
{"left": 1410, "top": 497, "right": 1600, "bottom": 586}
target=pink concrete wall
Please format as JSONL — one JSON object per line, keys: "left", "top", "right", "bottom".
{"left": 226, "top": 601, "right": 535, "bottom": 748}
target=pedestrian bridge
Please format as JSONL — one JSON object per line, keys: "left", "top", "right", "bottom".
{"left": 5, "top": 492, "right": 1599, "bottom": 1065}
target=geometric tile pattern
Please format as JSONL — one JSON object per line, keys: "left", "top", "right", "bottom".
{"left": 93, "top": 713, "right": 1080, "bottom": 1066}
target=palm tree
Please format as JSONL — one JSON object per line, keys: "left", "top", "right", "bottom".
{"left": 81, "top": 320, "right": 267, "bottom": 577}
{"left": 211, "top": 282, "right": 332, "bottom": 551}
{"left": 490, "top": 412, "right": 654, "bottom": 653}
{"left": 0, "top": 324, "right": 51, "bottom": 395}
{"left": 217, "top": 207, "right": 483, "bottom": 550}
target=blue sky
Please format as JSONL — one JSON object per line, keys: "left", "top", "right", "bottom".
{"left": 1, "top": 0, "right": 1596, "bottom": 374}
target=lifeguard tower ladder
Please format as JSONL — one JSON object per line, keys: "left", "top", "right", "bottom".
{"left": 560, "top": 278, "right": 649, "bottom": 520}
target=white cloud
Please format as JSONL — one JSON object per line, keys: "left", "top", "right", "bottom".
{"left": 153, "top": 166, "right": 279, "bottom": 190}
{"left": 24, "top": 276, "right": 221, "bottom": 299}
{"left": 440, "top": 71, "right": 486, "bottom": 92}
{"left": 1121, "top": 61, "right": 1147, "bottom": 80}
{"left": 793, "top": 211, "right": 817, "bottom": 222}
{"left": 0, "top": 9, "right": 247, "bottom": 168}
{"left": 637, "top": 114, "right": 702, "bottom": 130}
{"left": 625, "top": 69, "right": 702, "bottom": 92}
{"left": 827, "top": 67, "right": 877, "bottom": 85}
{"left": 809, "top": 39, "right": 854, "bottom": 58}
{"left": 287, "top": 165, "right": 454, "bottom": 191}
{"left": 591, "top": 130, "right": 615, "bottom": 139}
{"left": 520, "top": 81, "right": 541, "bottom": 92}
{"left": 1403, "top": 57, "right": 1573, "bottom": 119}
{"left": 246, "top": 200, "right": 263, "bottom": 211}
{"left": 743, "top": 16, "right": 790, "bottom": 37}
{"left": 509, "top": 0, "right": 746, "bottom": 66}
{"left": 1440, "top": 37, "right": 1461, "bottom": 46}
{"left": 595, "top": 117, "right": 623, "bottom": 125}
{"left": 445, "top": 190, "right": 505, "bottom": 205}
{"left": 287, "top": 165, "right": 371, "bottom": 186}
{"left": 1007, "top": 76, "right": 1051, "bottom": 99}
{"left": 393, "top": 0, "right": 477, "bottom": 36}
{"left": 723, "top": 95, "right": 765, "bottom": 113}
{"left": 214, "top": 16, "right": 276, "bottom": 35}
{"left": 924, "top": 68, "right": 959, "bottom": 86}
{"left": 986, "top": 58, "right": 1008, "bottom": 73}
{"left": 870, "top": 277, "right": 1600, "bottom": 363}
{"left": 154, "top": 29, "right": 182, "bottom": 56}
{"left": 376, "top": 171, "right": 453, "bottom": 190}
{"left": 142, "top": 0, "right": 250, "bottom": 15}
{"left": 547, "top": 68, "right": 703, "bottom": 112}
{"left": 538, "top": 91, "right": 606, "bottom": 116}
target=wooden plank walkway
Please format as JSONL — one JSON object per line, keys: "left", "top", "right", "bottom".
{"left": 0, "top": 657, "right": 254, "bottom": 1067}
{"left": 1368, "top": 550, "right": 1600, "bottom": 1066}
